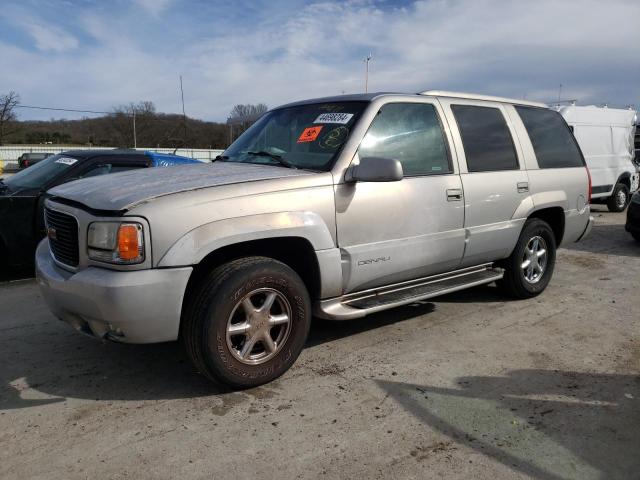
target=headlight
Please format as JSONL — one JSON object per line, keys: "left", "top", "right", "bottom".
{"left": 88, "top": 222, "right": 145, "bottom": 264}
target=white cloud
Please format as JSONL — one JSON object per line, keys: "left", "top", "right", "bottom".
{"left": 21, "top": 20, "right": 79, "bottom": 52}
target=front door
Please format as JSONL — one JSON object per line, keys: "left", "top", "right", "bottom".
{"left": 335, "top": 100, "right": 466, "bottom": 294}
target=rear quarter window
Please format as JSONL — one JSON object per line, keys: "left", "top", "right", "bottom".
{"left": 515, "top": 106, "right": 584, "bottom": 168}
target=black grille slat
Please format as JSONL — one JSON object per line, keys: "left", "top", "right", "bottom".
{"left": 45, "top": 208, "right": 79, "bottom": 267}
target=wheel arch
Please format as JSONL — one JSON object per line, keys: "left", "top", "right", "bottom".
{"left": 617, "top": 172, "right": 632, "bottom": 189}
{"left": 180, "top": 236, "right": 322, "bottom": 324}
{"left": 526, "top": 207, "right": 565, "bottom": 246}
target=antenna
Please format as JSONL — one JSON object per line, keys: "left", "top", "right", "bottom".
{"left": 364, "top": 53, "right": 373, "bottom": 93}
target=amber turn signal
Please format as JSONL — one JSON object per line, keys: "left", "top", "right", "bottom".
{"left": 117, "top": 224, "right": 141, "bottom": 260}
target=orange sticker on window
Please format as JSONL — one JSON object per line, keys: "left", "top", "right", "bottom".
{"left": 297, "top": 126, "right": 323, "bottom": 143}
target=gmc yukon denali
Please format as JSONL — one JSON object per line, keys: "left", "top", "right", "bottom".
{"left": 36, "top": 91, "right": 594, "bottom": 388}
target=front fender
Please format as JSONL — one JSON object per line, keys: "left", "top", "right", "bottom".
{"left": 157, "top": 211, "right": 336, "bottom": 267}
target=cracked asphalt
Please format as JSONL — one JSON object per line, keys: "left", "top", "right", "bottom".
{"left": 1, "top": 206, "right": 638, "bottom": 480}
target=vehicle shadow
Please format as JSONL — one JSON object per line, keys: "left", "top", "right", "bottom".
{"left": 0, "top": 302, "right": 436, "bottom": 410}
{"left": 562, "top": 223, "right": 639, "bottom": 258}
{"left": 377, "top": 369, "right": 640, "bottom": 480}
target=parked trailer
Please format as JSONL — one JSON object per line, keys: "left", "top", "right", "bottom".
{"left": 558, "top": 105, "right": 638, "bottom": 212}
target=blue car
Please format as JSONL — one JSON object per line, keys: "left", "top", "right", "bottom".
{"left": 0, "top": 149, "right": 200, "bottom": 271}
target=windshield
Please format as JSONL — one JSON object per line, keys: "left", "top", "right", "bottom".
{"left": 5, "top": 154, "right": 80, "bottom": 190}
{"left": 223, "top": 102, "right": 368, "bottom": 171}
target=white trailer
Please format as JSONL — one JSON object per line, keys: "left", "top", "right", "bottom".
{"left": 558, "top": 105, "right": 638, "bottom": 211}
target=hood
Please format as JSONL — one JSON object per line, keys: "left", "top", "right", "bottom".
{"left": 48, "top": 162, "right": 315, "bottom": 211}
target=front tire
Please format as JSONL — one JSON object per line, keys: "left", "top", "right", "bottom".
{"left": 607, "top": 183, "right": 630, "bottom": 212}
{"left": 498, "top": 219, "right": 556, "bottom": 299}
{"left": 182, "top": 256, "right": 311, "bottom": 388}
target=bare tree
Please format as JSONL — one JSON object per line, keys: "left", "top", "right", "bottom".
{"left": 109, "top": 101, "right": 157, "bottom": 147}
{"left": 227, "top": 103, "right": 268, "bottom": 143}
{"left": 0, "top": 91, "right": 20, "bottom": 146}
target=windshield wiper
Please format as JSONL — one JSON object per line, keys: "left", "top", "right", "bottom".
{"left": 213, "top": 155, "right": 229, "bottom": 162}
{"left": 246, "top": 151, "right": 297, "bottom": 169}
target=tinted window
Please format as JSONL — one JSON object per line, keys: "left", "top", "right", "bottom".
{"left": 452, "top": 105, "right": 519, "bottom": 172}
{"left": 358, "top": 103, "right": 451, "bottom": 176}
{"left": 515, "top": 106, "right": 584, "bottom": 168}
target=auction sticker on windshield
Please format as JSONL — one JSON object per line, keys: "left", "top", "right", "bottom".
{"left": 314, "top": 113, "right": 354, "bottom": 124}
{"left": 55, "top": 157, "right": 78, "bottom": 165}
{"left": 298, "top": 126, "right": 323, "bottom": 143}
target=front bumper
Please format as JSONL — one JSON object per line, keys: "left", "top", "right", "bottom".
{"left": 35, "top": 239, "right": 192, "bottom": 344}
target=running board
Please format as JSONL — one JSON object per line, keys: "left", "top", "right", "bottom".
{"left": 315, "top": 264, "right": 503, "bottom": 320}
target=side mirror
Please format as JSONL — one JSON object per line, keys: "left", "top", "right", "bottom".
{"left": 346, "top": 157, "right": 403, "bottom": 182}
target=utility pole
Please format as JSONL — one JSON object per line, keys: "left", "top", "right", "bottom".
{"left": 364, "top": 53, "right": 372, "bottom": 93}
{"left": 180, "top": 75, "right": 187, "bottom": 146}
{"left": 132, "top": 109, "right": 137, "bottom": 148}
{"left": 558, "top": 83, "right": 563, "bottom": 103}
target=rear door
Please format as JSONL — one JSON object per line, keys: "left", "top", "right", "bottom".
{"left": 439, "top": 100, "right": 530, "bottom": 266}
{"left": 335, "top": 99, "right": 466, "bottom": 294}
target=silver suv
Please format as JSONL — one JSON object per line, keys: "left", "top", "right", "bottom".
{"left": 36, "top": 91, "right": 594, "bottom": 388}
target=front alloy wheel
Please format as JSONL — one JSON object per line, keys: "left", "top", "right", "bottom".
{"left": 226, "top": 288, "right": 292, "bottom": 365}
{"left": 182, "top": 256, "right": 311, "bottom": 388}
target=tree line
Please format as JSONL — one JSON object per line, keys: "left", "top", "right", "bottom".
{"left": 0, "top": 91, "right": 267, "bottom": 149}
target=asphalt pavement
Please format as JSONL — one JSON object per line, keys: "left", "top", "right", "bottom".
{"left": 0, "top": 206, "right": 638, "bottom": 480}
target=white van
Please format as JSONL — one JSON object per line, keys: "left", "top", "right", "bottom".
{"left": 558, "top": 105, "right": 638, "bottom": 211}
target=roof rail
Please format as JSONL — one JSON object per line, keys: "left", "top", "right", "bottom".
{"left": 419, "top": 90, "right": 548, "bottom": 108}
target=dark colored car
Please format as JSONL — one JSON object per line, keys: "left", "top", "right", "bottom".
{"left": 0, "top": 149, "right": 199, "bottom": 270}
{"left": 18, "top": 152, "right": 55, "bottom": 168}
{"left": 626, "top": 191, "right": 640, "bottom": 242}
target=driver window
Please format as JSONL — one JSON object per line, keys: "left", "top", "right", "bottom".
{"left": 358, "top": 103, "right": 451, "bottom": 176}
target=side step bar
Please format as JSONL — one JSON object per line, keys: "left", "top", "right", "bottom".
{"left": 315, "top": 264, "right": 504, "bottom": 320}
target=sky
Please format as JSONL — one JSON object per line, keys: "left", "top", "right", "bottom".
{"left": 0, "top": 0, "right": 638, "bottom": 122}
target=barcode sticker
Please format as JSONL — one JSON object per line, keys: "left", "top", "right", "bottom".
{"left": 55, "top": 157, "right": 78, "bottom": 165}
{"left": 313, "top": 113, "right": 354, "bottom": 124}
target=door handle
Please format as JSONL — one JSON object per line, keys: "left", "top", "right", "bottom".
{"left": 446, "top": 189, "right": 463, "bottom": 201}
{"left": 517, "top": 182, "right": 529, "bottom": 193}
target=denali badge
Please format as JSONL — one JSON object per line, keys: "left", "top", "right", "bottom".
{"left": 358, "top": 256, "right": 391, "bottom": 266}
{"left": 47, "top": 227, "right": 57, "bottom": 241}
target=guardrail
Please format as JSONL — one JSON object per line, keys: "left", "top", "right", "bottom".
{"left": 0, "top": 146, "right": 225, "bottom": 172}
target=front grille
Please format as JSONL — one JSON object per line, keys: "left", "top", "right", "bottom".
{"left": 45, "top": 208, "right": 79, "bottom": 267}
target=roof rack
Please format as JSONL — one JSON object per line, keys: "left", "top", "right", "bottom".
{"left": 419, "top": 90, "right": 548, "bottom": 108}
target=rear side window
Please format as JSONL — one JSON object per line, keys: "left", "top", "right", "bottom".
{"left": 358, "top": 103, "right": 451, "bottom": 176}
{"left": 451, "top": 105, "right": 519, "bottom": 172}
{"left": 515, "top": 106, "right": 584, "bottom": 168}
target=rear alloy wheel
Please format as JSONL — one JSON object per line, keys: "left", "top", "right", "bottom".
{"left": 607, "top": 183, "right": 630, "bottom": 212}
{"left": 498, "top": 218, "right": 556, "bottom": 299}
{"left": 182, "top": 256, "right": 311, "bottom": 388}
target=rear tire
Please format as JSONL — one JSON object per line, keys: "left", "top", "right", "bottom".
{"left": 498, "top": 219, "right": 556, "bottom": 299}
{"left": 182, "top": 256, "right": 311, "bottom": 388}
{"left": 607, "top": 183, "right": 630, "bottom": 212}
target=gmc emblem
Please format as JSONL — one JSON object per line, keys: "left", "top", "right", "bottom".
{"left": 47, "top": 227, "right": 57, "bottom": 241}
